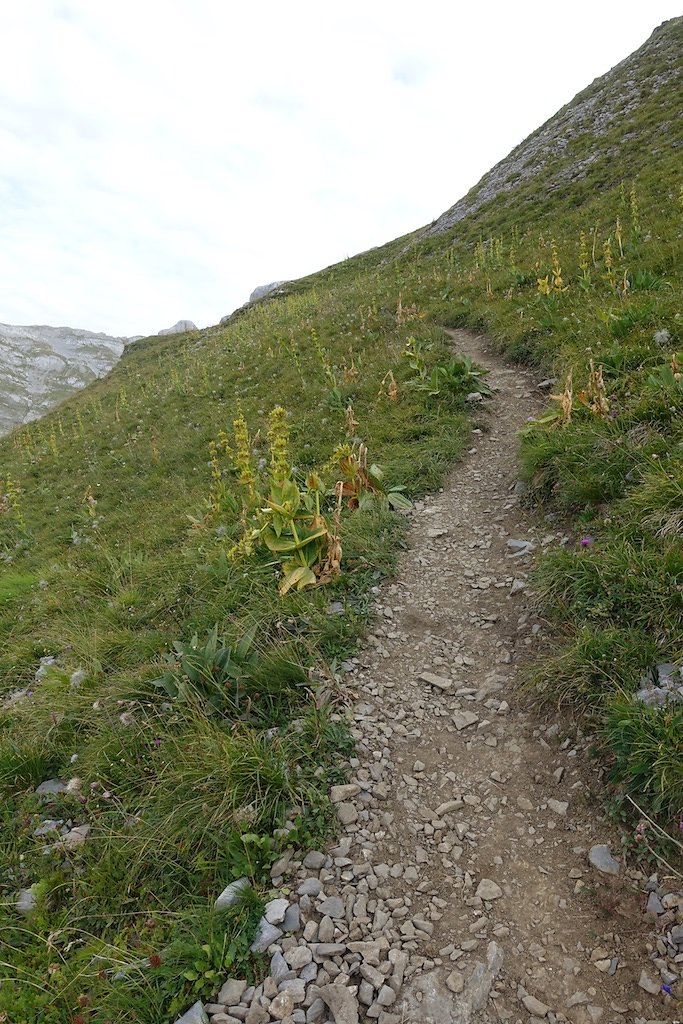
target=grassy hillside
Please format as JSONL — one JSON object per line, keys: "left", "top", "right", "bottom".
{"left": 1, "top": 16, "right": 682, "bottom": 1023}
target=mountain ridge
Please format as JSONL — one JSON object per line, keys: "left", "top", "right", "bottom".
{"left": 423, "top": 17, "right": 681, "bottom": 239}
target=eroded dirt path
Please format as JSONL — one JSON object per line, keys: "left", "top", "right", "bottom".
{"left": 340, "top": 330, "right": 668, "bottom": 1023}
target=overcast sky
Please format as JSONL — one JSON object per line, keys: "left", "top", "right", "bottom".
{"left": 0, "top": 2, "right": 679, "bottom": 338}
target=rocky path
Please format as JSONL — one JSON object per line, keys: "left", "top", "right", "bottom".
{"left": 191, "top": 330, "right": 681, "bottom": 1024}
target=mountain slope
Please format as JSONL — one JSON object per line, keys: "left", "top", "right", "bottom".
{"left": 0, "top": 17, "right": 681, "bottom": 1023}
{"left": 424, "top": 17, "right": 682, "bottom": 239}
{"left": 0, "top": 323, "right": 133, "bottom": 435}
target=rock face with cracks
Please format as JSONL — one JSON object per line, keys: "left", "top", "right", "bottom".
{"left": 0, "top": 321, "right": 133, "bottom": 436}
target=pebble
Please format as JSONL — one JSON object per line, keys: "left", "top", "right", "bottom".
{"left": 445, "top": 969, "right": 465, "bottom": 994}
{"left": 302, "top": 851, "right": 326, "bottom": 870}
{"left": 175, "top": 1001, "right": 209, "bottom": 1024}
{"left": 522, "top": 993, "right": 550, "bottom": 1016}
{"left": 57, "top": 824, "right": 90, "bottom": 850}
{"left": 284, "top": 946, "right": 312, "bottom": 970}
{"left": 645, "top": 891, "right": 664, "bottom": 915}
{"left": 318, "top": 983, "right": 360, "bottom": 1024}
{"left": 418, "top": 671, "right": 453, "bottom": 691}
{"left": 317, "top": 896, "right": 345, "bottom": 919}
{"left": 453, "top": 710, "right": 479, "bottom": 731}
{"left": 15, "top": 888, "right": 37, "bottom": 915}
{"left": 330, "top": 784, "right": 361, "bottom": 803}
{"left": 336, "top": 803, "right": 358, "bottom": 825}
{"left": 35, "top": 778, "right": 67, "bottom": 796}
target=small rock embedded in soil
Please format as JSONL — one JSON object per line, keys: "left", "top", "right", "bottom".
{"left": 588, "top": 844, "right": 621, "bottom": 876}
{"left": 15, "top": 888, "right": 37, "bottom": 915}
{"left": 637, "top": 968, "right": 661, "bottom": 994}
{"left": 214, "top": 877, "right": 250, "bottom": 911}
{"left": 453, "top": 710, "right": 479, "bottom": 731}
{"left": 476, "top": 878, "right": 503, "bottom": 901}
{"left": 418, "top": 671, "right": 453, "bottom": 691}
{"left": 522, "top": 993, "right": 550, "bottom": 1016}
{"left": 445, "top": 969, "right": 465, "bottom": 993}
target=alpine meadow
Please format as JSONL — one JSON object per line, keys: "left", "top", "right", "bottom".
{"left": 0, "top": 16, "right": 681, "bottom": 1024}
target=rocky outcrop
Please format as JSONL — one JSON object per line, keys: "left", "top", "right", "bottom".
{"left": 157, "top": 320, "right": 197, "bottom": 336}
{"left": 249, "top": 282, "right": 285, "bottom": 303}
{"left": 219, "top": 282, "right": 288, "bottom": 325}
{"left": 0, "top": 322, "right": 133, "bottom": 436}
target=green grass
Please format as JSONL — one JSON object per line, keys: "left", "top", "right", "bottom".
{"left": 1, "top": 14, "right": 682, "bottom": 1021}
{"left": 0, "top": 285, "right": 470, "bottom": 1019}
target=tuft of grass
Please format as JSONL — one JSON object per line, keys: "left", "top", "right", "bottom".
{"left": 603, "top": 694, "right": 683, "bottom": 821}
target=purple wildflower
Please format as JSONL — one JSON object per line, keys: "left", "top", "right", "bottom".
{"left": 580, "top": 536, "right": 594, "bottom": 547}
{"left": 153, "top": 738, "right": 162, "bottom": 747}
{"left": 662, "top": 983, "right": 673, "bottom": 994}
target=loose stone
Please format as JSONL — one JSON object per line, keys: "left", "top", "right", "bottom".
{"left": 264, "top": 898, "right": 289, "bottom": 925}
{"left": 317, "top": 983, "right": 360, "bottom": 1024}
{"left": 588, "top": 845, "right": 620, "bottom": 876}
{"left": 637, "top": 968, "right": 660, "bottom": 994}
{"left": 336, "top": 803, "right": 358, "bottom": 825}
{"left": 174, "top": 1001, "right": 209, "bottom": 1024}
{"left": 330, "top": 784, "right": 361, "bottom": 803}
{"left": 476, "top": 879, "right": 503, "bottom": 901}
{"left": 216, "top": 980, "right": 247, "bottom": 1005}
{"left": 522, "top": 993, "right": 550, "bottom": 1016}
{"left": 249, "top": 919, "right": 283, "bottom": 953}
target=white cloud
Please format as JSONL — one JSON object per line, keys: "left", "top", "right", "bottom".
{"left": 0, "top": 0, "right": 679, "bottom": 336}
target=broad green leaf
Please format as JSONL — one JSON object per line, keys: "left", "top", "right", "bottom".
{"left": 279, "top": 565, "right": 317, "bottom": 595}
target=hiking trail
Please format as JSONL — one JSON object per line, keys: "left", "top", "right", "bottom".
{"left": 200, "top": 330, "right": 678, "bottom": 1024}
